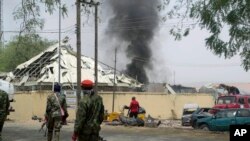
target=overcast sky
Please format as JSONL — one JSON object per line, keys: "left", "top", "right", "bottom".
{"left": 2, "top": 0, "right": 250, "bottom": 85}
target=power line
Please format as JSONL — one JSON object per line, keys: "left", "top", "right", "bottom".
{"left": 2, "top": 19, "right": 197, "bottom": 35}
{"left": 0, "top": 0, "right": 3, "bottom": 48}
{"left": 42, "top": 25, "right": 75, "bottom": 32}
{"left": 167, "top": 63, "right": 242, "bottom": 68}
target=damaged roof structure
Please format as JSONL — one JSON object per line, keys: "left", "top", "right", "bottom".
{"left": 5, "top": 43, "right": 142, "bottom": 91}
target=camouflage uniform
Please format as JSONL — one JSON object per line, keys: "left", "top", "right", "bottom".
{"left": 45, "top": 92, "right": 67, "bottom": 141}
{"left": 0, "top": 90, "right": 10, "bottom": 141}
{"left": 74, "top": 93, "right": 104, "bottom": 141}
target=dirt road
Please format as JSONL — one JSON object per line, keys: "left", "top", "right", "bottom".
{"left": 2, "top": 121, "right": 229, "bottom": 141}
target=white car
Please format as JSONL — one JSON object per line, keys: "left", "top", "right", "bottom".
{"left": 181, "top": 103, "right": 199, "bottom": 126}
{"left": 0, "top": 79, "right": 14, "bottom": 101}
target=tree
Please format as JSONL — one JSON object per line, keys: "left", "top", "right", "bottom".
{"left": 0, "top": 0, "right": 68, "bottom": 71}
{"left": 0, "top": 0, "right": 67, "bottom": 72}
{"left": 13, "top": 0, "right": 68, "bottom": 33}
{"left": 0, "top": 34, "right": 55, "bottom": 72}
{"left": 164, "top": 0, "right": 250, "bottom": 71}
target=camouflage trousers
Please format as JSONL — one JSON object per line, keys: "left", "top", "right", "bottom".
{"left": 47, "top": 116, "right": 62, "bottom": 141}
{"left": 0, "top": 120, "right": 4, "bottom": 141}
{"left": 0, "top": 115, "right": 7, "bottom": 141}
{"left": 78, "top": 133, "right": 99, "bottom": 141}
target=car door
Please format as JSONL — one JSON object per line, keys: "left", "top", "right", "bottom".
{"left": 235, "top": 109, "right": 250, "bottom": 125}
{"left": 213, "top": 110, "right": 237, "bottom": 131}
{"left": 247, "top": 98, "right": 250, "bottom": 108}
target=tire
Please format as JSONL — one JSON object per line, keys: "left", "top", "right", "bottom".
{"left": 192, "top": 120, "right": 197, "bottom": 129}
{"left": 199, "top": 124, "right": 209, "bottom": 131}
{"left": 181, "top": 121, "right": 185, "bottom": 126}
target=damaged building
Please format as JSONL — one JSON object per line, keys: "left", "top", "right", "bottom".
{"left": 4, "top": 43, "right": 142, "bottom": 92}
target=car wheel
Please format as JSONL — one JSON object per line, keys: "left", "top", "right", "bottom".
{"left": 199, "top": 124, "right": 209, "bottom": 131}
{"left": 192, "top": 121, "right": 197, "bottom": 129}
{"left": 181, "top": 121, "right": 185, "bottom": 126}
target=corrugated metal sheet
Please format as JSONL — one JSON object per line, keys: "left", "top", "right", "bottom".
{"left": 6, "top": 43, "right": 142, "bottom": 88}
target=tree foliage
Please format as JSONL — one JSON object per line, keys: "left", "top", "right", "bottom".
{"left": 13, "top": 0, "right": 68, "bottom": 33}
{"left": 164, "top": 0, "right": 250, "bottom": 71}
{"left": 0, "top": 34, "right": 55, "bottom": 72}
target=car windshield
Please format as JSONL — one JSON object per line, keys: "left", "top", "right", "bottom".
{"left": 183, "top": 109, "right": 196, "bottom": 115}
{"left": 217, "top": 96, "right": 236, "bottom": 104}
{"left": 216, "top": 110, "right": 237, "bottom": 118}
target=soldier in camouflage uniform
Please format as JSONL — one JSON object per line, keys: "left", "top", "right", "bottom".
{"left": 0, "top": 90, "right": 10, "bottom": 141}
{"left": 72, "top": 80, "right": 104, "bottom": 141}
{"left": 45, "top": 83, "right": 68, "bottom": 141}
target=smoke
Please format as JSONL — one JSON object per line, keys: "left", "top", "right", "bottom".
{"left": 106, "top": 0, "right": 160, "bottom": 84}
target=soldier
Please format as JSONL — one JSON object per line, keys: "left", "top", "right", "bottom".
{"left": 72, "top": 79, "right": 104, "bottom": 141}
{"left": 0, "top": 90, "right": 10, "bottom": 141}
{"left": 45, "top": 83, "right": 68, "bottom": 141}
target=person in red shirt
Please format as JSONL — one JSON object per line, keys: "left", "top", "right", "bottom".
{"left": 129, "top": 96, "right": 140, "bottom": 118}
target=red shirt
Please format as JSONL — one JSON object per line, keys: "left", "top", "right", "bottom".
{"left": 130, "top": 100, "right": 140, "bottom": 113}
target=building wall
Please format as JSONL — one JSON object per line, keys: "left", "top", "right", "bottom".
{"left": 8, "top": 91, "right": 215, "bottom": 121}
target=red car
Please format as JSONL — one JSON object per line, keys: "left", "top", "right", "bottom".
{"left": 213, "top": 95, "right": 250, "bottom": 109}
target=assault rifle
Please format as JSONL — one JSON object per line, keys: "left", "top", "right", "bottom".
{"left": 32, "top": 115, "right": 47, "bottom": 137}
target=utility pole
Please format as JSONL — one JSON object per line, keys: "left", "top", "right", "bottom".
{"left": 80, "top": 0, "right": 100, "bottom": 95}
{"left": 77, "top": 0, "right": 99, "bottom": 106}
{"left": 58, "top": 0, "right": 61, "bottom": 84}
{"left": 112, "top": 48, "right": 117, "bottom": 112}
{"left": 76, "top": 0, "right": 82, "bottom": 106}
{"left": 94, "top": 3, "right": 99, "bottom": 95}
{"left": 0, "top": 0, "right": 3, "bottom": 49}
{"left": 173, "top": 71, "right": 176, "bottom": 85}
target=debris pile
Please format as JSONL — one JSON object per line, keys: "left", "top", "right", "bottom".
{"left": 158, "top": 120, "right": 182, "bottom": 128}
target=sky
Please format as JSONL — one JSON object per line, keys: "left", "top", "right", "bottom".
{"left": 2, "top": 0, "right": 250, "bottom": 86}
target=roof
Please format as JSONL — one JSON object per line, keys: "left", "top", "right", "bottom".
{"left": 5, "top": 43, "right": 142, "bottom": 88}
{"left": 199, "top": 83, "right": 250, "bottom": 95}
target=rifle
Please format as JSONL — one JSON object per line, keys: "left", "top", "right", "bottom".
{"left": 39, "top": 121, "right": 48, "bottom": 137}
{"left": 32, "top": 115, "right": 47, "bottom": 137}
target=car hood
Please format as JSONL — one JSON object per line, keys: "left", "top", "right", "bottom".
{"left": 182, "top": 114, "right": 192, "bottom": 118}
{"left": 213, "top": 104, "right": 238, "bottom": 109}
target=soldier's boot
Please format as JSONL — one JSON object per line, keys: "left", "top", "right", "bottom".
{"left": 53, "top": 131, "right": 60, "bottom": 141}
{"left": 0, "top": 132, "right": 2, "bottom": 141}
{"left": 47, "top": 131, "right": 53, "bottom": 141}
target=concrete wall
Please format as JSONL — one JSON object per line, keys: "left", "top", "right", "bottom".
{"left": 8, "top": 91, "right": 215, "bottom": 121}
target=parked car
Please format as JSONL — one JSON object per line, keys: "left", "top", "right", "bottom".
{"left": 181, "top": 103, "right": 199, "bottom": 126}
{"left": 190, "top": 108, "right": 216, "bottom": 128}
{"left": 192, "top": 108, "right": 222, "bottom": 128}
{"left": 196, "top": 109, "right": 250, "bottom": 131}
{"left": 213, "top": 95, "right": 250, "bottom": 109}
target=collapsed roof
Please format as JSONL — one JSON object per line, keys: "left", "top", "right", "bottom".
{"left": 5, "top": 43, "right": 142, "bottom": 89}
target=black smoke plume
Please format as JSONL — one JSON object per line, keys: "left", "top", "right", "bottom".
{"left": 107, "top": 0, "right": 160, "bottom": 84}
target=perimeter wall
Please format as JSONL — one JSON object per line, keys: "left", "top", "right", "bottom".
{"left": 8, "top": 91, "right": 215, "bottom": 121}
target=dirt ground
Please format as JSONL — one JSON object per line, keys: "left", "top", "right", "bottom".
{"left": 2, "top": 120, "right": 229, "bottom": 141}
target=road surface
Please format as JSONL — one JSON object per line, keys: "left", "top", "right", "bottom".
{"left": 2, "top": 121, "right": 229, "bottom": 141}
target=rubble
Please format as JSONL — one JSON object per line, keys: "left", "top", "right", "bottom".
{"left": 158, "top": 120, "right": 183, "bottom": 128}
